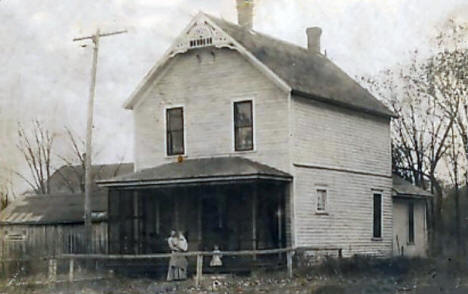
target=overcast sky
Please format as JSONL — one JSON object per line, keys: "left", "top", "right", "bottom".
{"left": 1, "top": 0, "right": 467, "bottom": 190}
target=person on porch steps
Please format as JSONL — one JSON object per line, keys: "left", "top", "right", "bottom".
{"left": 167, "top": 230, "right": 188, "bottom": 281}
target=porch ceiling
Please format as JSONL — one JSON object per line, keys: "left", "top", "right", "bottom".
{"left": 97, "top": 157, "right": 292, "bottom": 188}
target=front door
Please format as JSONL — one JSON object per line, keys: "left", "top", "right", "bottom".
{"left": 201, "top": 195, "right": 227, "bottom": 251}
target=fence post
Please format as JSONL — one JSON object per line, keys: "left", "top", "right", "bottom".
{"left": 195, "top": 254, "right": 203, "bottom": 287}
{"left": 2, "top": 261, "right": 10, "bottom": 279}
{"left": 338, "top": 249, "right": 342, "bottom": 259}
{"left": 69, "top": 259, "right": 74, "bottom": 282}
{"left": 286, "top": 250, "right": 293, "bottom": 279}
{"left": 48, "top": 259, "right": 57, "bottom": 284}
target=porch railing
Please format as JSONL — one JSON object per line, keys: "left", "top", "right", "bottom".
{"left": 55, "top": 246, "right": 342, "bottom": 286}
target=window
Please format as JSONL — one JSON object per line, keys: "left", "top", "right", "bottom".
{"left": 373, "top": 193, "right": 382, "bottom": 238}
{"left": 166, "top": 107, "right": 184, "bottom": 155}
{"left": 234, "top": 100, "right": 253, "bottom": 151}
{"left": 408, "top": 201, "right": 414, "bottom": 244}
{"left": 316, "top": 189, "right": 327, "bottom": 212}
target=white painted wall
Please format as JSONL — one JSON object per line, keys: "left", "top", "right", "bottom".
{"left": 392, "top": 198, "right": 428, "bottom": 257}
{"left": 131, "top": 46, "right": 395, "bottom": 257}
{"left": 291, "top": 95, "right": 393, "bottom": 257}
{"left": 133, "top": 47, "right": 290, "bottom": 173}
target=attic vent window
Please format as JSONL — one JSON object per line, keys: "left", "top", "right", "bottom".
{"left": 190, "top": 37, "right": 213, "bottom": 48}
{"left": 172, "top": 19, "right": 231, "bottom": 55}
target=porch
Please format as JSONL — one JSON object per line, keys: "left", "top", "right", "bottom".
{"left": 100, "top": 157, "right": 293, "bottom": 274}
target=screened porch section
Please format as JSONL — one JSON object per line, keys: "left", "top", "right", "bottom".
{"left": 100, "top": 157, "right": 293, "bottom": 256}
{"left": 108, "top": 182, "right": 289, "bottom": 254}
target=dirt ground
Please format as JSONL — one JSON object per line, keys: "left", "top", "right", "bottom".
{"left": 2, "top": 257, "right": 468, "bottom": 294}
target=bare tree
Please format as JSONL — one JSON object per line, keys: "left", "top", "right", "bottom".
{"left": 0, "top": 178, "right": 12, "bottom": 211}
{"left": 363, "top": 47, "right": 459, "bottom": 255}
{"left": 430, "top": 19, "right": 468, "bottom": 255}
{"left": 54, "top": 127, "right": 125, "bottom": 193}
{"left": 54, "top": 127, "right": 87, "bottom": 193}
{"left": 15, "top": 120, "right": 55, "bottom": 195}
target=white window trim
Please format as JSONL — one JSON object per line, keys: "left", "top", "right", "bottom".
{"left": 163, "top": 104, "right": 187, "bottom": 157}
{"left": 315, "top": 186, "right": 328, "bottom": 215}
{"left": 372, "top": 191, "right": 383, "bottom": 241}
{"left": 231, "top": 97, "right": 256, "bottom": 153}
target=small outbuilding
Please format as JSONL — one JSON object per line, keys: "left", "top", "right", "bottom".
{"left": 392, "top": 174, "right": 432, "bottom": 257}
{"left": 0, "top": 193, "right": 108, "bottom": 259}
{"left": 0, "top": 163, "right": 134, "bottom": 259}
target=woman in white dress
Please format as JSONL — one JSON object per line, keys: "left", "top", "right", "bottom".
{"left": 167, "top": 231, "right": 188, "bottom": 281}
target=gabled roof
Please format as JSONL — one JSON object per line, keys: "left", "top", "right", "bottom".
{"left": 47, "top": 163, "right": 134, "bottom": 194}
{"left": 0, "top": 193, "right": 107, "bottom": 225}
{"left": 0, "top": 163, "right": 135, "bottom": 225}
{"left": 392, "top": 174, "right": 433, "bottom": 198}
{"left": 124, "top": 13, "right": 394, "bottom": 118}
{"left": 98, "top": 157, "right": 292, "bottom": 187}
{"left": 205, "top": 15, "right": 395, "bottom": 118}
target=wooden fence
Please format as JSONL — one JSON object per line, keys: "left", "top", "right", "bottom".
{"left": 56, "top": 246, "right": 342, "bottom": 286}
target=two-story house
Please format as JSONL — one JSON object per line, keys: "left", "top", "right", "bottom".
{"left": 99, "top": 0, "right": 430, "bottom": 258}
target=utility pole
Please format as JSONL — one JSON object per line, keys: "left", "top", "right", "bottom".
{"left": 73, "top": 28, "right": 126, "bottom": 253}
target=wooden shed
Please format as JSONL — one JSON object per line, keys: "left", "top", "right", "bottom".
{"left": 0, "top": 193, "right": 108, "bottom": 259}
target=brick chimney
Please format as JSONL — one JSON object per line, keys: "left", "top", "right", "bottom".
{"left": 236, "top": 0, "right": 254, "bottom": 29}
{"left": 306, "top": 27, "right": 322, "bottom": 54}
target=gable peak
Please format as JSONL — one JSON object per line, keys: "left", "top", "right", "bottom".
{"left": 170, "top": 13, "right": 233, "bottom": 57}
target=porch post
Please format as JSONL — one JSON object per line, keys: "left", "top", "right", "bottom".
{"left": 252, "top": 183, "right": 257, "bottom": 260}
{"left": 155, "top": 198, "right": 160, "bottom": 235}
{"left": 197, "top": 195, "right": 202, "bottom": 247}
{"left": 133, "top": 190, "right": 139, "bottom": 254}
{"left": 174, "top": 193, "right": 179, "bottom": 231}
{"left": 278, "top": 191, "right": 283, "bottom": 248}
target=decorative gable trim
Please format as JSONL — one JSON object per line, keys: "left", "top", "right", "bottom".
{"left": 171, "top": 17, "right": 233, "bottom": 56}
{"left": 123, "top": 12, "right": 290, "bottom": 110}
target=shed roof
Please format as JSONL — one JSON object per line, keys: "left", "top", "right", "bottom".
{"left": 0, "top": 192, "right": 107, "bottom": 225}
{"left": 98, "top": 157, "right": 292, "bottom": 187}
{"left": 392, "top": 174, "right": 433, "bottom": 198}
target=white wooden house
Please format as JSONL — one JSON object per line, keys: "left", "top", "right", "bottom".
{"left": 99, "top": 0, "right": 430, "bottom": 259}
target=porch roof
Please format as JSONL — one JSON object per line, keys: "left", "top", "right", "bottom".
{"left": 97, "top": 157, "right": 292, "bottom": 187}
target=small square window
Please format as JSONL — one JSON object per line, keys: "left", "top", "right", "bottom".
{"left": 316, "top": 189, "right": 327, "bottom": 212}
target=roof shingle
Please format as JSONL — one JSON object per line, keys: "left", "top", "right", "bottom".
{"left": 206, "top": 14, "right": 395, "bottom": 118}
{"left": 99, "top": 157, "right": 292, "bottom": 186}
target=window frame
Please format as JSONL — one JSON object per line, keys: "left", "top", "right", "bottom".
{"left": 408, "top": 200, "right": 415, "bottom": 245}
{"left": 164, "top": 105, "right": 186, "bottom": 157}
{"left": 372, "top": 192, "right": 383, "bottom": 240}
{"left": 232, "top": 98, "right": 255, "bottom": 152}
{"left": 315, "top": 187, "right": 328, "bottom": 215}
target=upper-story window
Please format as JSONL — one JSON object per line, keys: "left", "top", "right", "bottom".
{"left": 166, "top": 107, "right": 184, "bottom": 156}
{"left": 234, "top": 100, "right": 254, "bottom": 151}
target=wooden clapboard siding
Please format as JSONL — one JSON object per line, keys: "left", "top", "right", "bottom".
{"left": 293, "top": 168, "right": 392, "bottom": 257}
{"left": 133, "top": 47, "right": 290, "bottom": 173}
{"left": 130, "top": 42, "right": 396, "bottom": 257}
{"left": 290, "top": 95, "right": 393, "bottom": 257}
{"left": 291, "top": 95, "right": 391, "bottom": 175}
